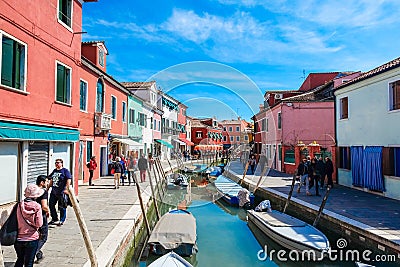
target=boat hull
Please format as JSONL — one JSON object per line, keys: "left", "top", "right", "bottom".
{"left": 247, "top": 210, "right": 330, "bottom": 259}
{"left": 214, "top": 175, "right": 255, "bottom": 207}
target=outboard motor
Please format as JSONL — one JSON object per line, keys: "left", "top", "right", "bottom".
{"left": 238, "top": 188, "right": 251, "bottom": 209}
{"left": 255, "top": 200, "right": 272, "bottom": 212}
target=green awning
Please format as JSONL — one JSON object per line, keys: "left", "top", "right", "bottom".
{"left": 0, "top": 121, "right": 79, "bottom": 142}
{"left": 155, "top": 139, "right": 173, "bottom": 149}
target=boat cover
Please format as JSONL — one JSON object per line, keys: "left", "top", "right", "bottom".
{"left": 148, "top": 211, "right": 197, "bottom": 250}
{"left": 148, "top": 251, "right": 193, "bottom": 267}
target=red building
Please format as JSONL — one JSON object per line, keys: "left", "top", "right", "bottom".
{"left": 191, "top": 118, "right": 223, "bottom": 153}
{"left": 0, "top": 0, "right": 97, "bottom": 204}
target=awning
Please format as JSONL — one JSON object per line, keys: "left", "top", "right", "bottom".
{"left": 179, "top": 138, "right": 194, "bottom": 146}
{"left": 155, "top": 139, "right": 173, "bottom": 149}
{"left": 0, "top": 120, "right": 79, "bottom": 142}
{"left": 113, "top": 138, "right": 143, "bottom": 149}
{"left": 173, "top": 139, "right": 186, "bottom": 146}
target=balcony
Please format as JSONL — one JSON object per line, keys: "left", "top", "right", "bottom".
{"left": 95, "top": 112, "right": 112, "bottom": 133}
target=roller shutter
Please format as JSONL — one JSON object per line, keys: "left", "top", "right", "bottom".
{"left": 27, "top": 142, "right": 49, "bottom": 184}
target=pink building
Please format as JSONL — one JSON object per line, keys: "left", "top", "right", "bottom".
{"left": 220, "top": 118, "right": 251, "bottom": 150}
{"left": 253, "top": 72, "right": 361, "bottom": 176}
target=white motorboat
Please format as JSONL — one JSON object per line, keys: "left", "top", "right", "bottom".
{"left": 148, "top": 251, "right": 193, "bottom": 267}
{"left": 247, "top": 202, "right": 330, "bottom": 259}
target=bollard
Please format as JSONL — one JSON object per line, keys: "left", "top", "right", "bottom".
{"left": 254, "top": 164, "right": 269, "bottom": 193}
{"left": 67, "top": 185, "right": 98, "bottom": 267}
{"left": 240, "top": 161, "right": 250, "bottom": 185}
{"left": 133, "top": 173, "right": 151, "bottom": 237}
{"left": 313, "top": 186, "right": 332, "bottom": 227}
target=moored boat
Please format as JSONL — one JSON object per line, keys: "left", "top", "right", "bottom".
{"left": 148, "top": 251, "right": 193, "bottom": 267}
{"left": 247, "top": 201, "right": 330, "bottom": 259}
{"left": 166, "top": 173, "right": 189, "bottom": 189}
{"left": 148, "top": 209, "right": 198, "bottom": 257}
{"left": 214, "top": 175, "right": 255, "bottom": 207}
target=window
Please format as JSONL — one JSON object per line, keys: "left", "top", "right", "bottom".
{"left": 261, "top": 119, "right": 266, "bottom": 131}
{"left": 1, "top": 33, "right": 26, "bottom": 91}
{"left": 56, "top": 62, "right": 71, "bottom": 104}
{"left": 79, "top": 80, "right": 87, "bottom": 111}
{"left": 196, "top": 131, "right": 202, "bottom": 138}
{"left": 223, "top": 127, "right": 226, "bottom": 131}
{"left": 98, "top": 48, "right": 104, "bottom": 67}
{"left": 129, "top": 109, "right": 135, "bottom": 124}
{"left": 340, "top": 97, "right": 348, "bottom": 119}
{"left": 58, "top": 0, "right": 73, "bottom": 28}
{"left": 138, "top": 113, "right": 147, "bottom": 126}
{"left": 277, "top": 112, "right": 282, "bottom": 129}
{"left": 284, "top": 149, "right": 295, "bottom": 164}
{"left": 236, "top": 126, "right": 240, "bottom": 132}
{"left": 236, "top": 136, "right": 240, "bottom": 142}
{"left": 229, "top": 126, "right": 233, "bottom": 132}
{"left": 86, "top": 141, "right": 93, "bottom": 162}
{"left": 111, "top": 96, "right": 117, "bottom": 119}
{"left": 96, "top": 79, "right": 104, "bottom": 112}
{"left": 122, "top": 102, "right": 126, "bottom": 122}
{"left": 383, "top": 147, "right": 400, "bottom": 177}
{"left": 223, "top": 136, "right": 227, "bottom": 141}
{"left": 338, "top": 146, "right": 351, "bottom": 170}
{"left": 278, "top": 145, "right": 282, "bottom": 161}
{"left": 389, "top": 80, "right": 400, "bottom": 111}
{"left": 230, "top": 136, "right": 234, "bottom": 142}
{"left": 244, "top": 135, "right": 248, "bottom": 141}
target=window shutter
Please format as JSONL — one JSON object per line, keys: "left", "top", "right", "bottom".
{"left": 56, "top": 64, "right": 65, "bottom": 102}
{"left": 1, "top": 38, "right": 13, "bottom": 87}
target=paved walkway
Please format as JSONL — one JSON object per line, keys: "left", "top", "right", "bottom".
{"left": 225, "top": 159, "right": 400, "bottom": 246}
{"left": 1, "top": 160, "right": 178, "bottom": 267}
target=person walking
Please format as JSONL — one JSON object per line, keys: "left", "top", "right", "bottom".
{"left": 112, "top": 157, "right": 123, "bottom": 189}
{"left": 315, "top": 157, "right": 326, "bottom": 190}
{"left": 325, "top": 157, "right": 334, "bottom": 188}
{"left": 88, "top": 156, "right": 97, "bottom": 186}
{"left": 14, "top": 184, "right": 44, "bottom": 267}
{"left": 309, "top": 158, "right": 320, "bottom": 196}
{"left": 248, "top": 155, "right": 256, "bottom": 175}
{"left": 138, "top": 154, "right": 148, "bottom": 183}
{"left": 48, "top": 158, "right": 72, "bottom": 226}
{"left": 296, "top": 158, "right": 310, "bottom": 195}
{"left": 127, "top": 155, "right": 137, "bottom": 186}
{"left": 34, "top": 175, "right": 49, "bottom": 263}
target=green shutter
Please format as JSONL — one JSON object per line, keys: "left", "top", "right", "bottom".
{"left": 56, "top": 64, "right": 65, "bottom": 102}
{"left": 1, "top": 37, "right": 13, "bottom": 87}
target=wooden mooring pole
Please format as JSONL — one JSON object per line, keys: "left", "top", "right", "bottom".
{"left": 283, "top": 174, "right": 297, "bottom": 213}
{"left": 147, "top": 168, "right": 161, "bottom": 220}
{"left": 240, "top": 161, "right": 250, "bottom": 185}
{"left": 253, "top": 164, "right": 269, "bottom": 193}
{"left": 133, "top": 173, "right": 151, "bottom": 237}
{"left": 152, "top": 161, "right": 164, "bottom": 198}
{"left": 67, "top": 186, "right": 98, "bottom": 267}
{"left": 313, "top": 186, "right": 331, "bottom": 227}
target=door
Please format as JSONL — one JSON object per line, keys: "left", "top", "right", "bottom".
{"left": 27, "top": 142, "right": 49, "bottom": 185}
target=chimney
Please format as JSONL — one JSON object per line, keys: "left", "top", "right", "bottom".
{"left": 259, "top": 104, "right": 264, "bottom": 111}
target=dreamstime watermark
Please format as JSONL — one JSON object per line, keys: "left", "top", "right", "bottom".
{"left": 257, "top": 238, "right": 397, "bottom": 263}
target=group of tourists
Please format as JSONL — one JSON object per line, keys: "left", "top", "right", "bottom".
{"left": 296, "top": 155, "right": 334, "bottom": 196}
{"left": 109, "top": 154, "right": 149, "bottom": 189}
{"left": 10, "top": 158, "right": 72, "bottom": 266}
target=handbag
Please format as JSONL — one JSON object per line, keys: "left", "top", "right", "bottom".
{"left": 0, "top": 203, "right": 18, "bottom": 246}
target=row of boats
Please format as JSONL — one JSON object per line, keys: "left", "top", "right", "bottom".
{"left": 147, "top": 163, "right": 331, "bottom": 266}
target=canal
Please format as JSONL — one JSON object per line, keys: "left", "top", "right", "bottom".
{"left": 134, "top": 174, "right": 388, "bottom": 267}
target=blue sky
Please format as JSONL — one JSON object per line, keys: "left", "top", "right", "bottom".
{"left": 82, "top": 0, "right": 400, "bottom": 120}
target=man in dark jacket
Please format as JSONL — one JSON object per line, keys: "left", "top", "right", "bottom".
{"left": 325, "top": 157, "right": 334, "bottom": 188}
{"left": 138, "top": 154, "right": 148, "bottom": 182}
{"left": 315, "top": 157, "right": 326, "bottom": 190}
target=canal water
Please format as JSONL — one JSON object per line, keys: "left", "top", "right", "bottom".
{"left": 137, "top": 175, "right": 378, "bottom": 267}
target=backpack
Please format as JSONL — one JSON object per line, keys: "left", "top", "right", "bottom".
{"left": 86, "top": 162, "right": 90, "bottom": 168}
{"left": 0, "top": 203, "right": 18, "bottom": 246}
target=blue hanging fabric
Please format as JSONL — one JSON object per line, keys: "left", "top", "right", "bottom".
{"left": 351, "top": 146, "right": 364, "bottom": 187}
{"left": 363, "top": 146, "right": 385, "bottom": 192}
